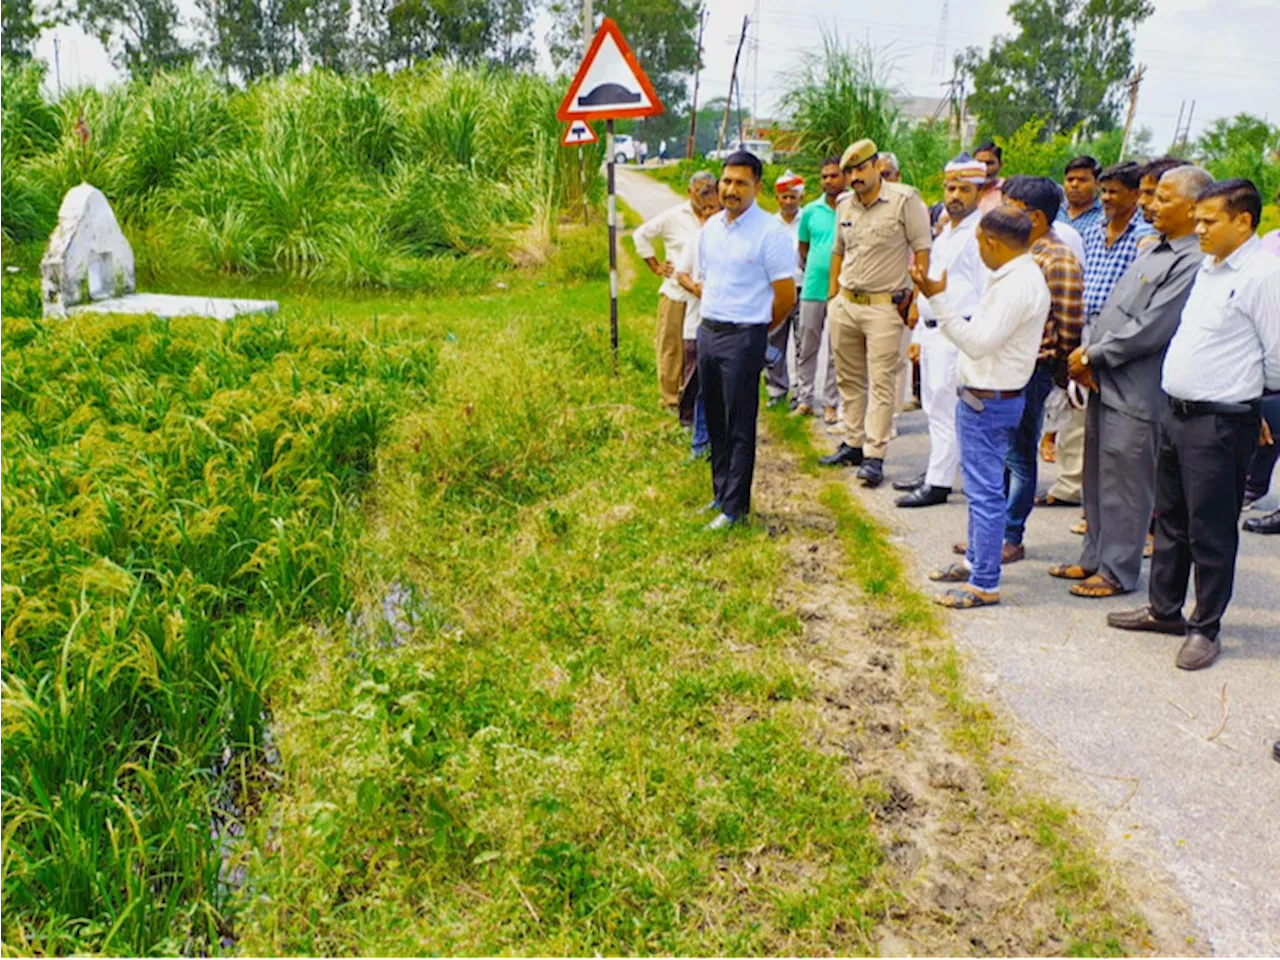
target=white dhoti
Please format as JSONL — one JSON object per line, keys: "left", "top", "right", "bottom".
{"left": 918, "top": 324, "right": 961, "bottom": 489}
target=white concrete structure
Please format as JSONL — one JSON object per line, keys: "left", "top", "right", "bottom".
{"left": 70, "top": 293, "right": 277, "bottom": 320}
{"left": 41, "top": 182, "right": 277, "bottom": 321}
{"left": 41, "top": 183, "right": 135, "bottom": 317}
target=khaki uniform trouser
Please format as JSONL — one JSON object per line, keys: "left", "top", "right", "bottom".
{"left": 656, "top": 295, "right": 687, "bottom": 407}
{"left": 829, "top": 297, "right": 903, "bottom": 459}
{"left": 1049, "top": 402, "right": 1087, "bottom": 502}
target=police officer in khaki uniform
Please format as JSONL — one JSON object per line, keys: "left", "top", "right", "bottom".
{"left": 820, "top": 139, "right": 933, "bottom": 486}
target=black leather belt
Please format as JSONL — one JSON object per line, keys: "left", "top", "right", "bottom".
{"left": 702, "top": 318, "right": 754, "bottom": 333}
{"left": 960, "top": 386, "right": 1023, "bottom": 401}
{"left": 1168, "top": 397, "right": 1261, "bottom": 417}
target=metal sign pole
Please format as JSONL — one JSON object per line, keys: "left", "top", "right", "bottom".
{"left": 606, "top": 119, "right": 619, "bottom": 372}
{"left": 578, "top": 145, "right": 589, "bottom": 225}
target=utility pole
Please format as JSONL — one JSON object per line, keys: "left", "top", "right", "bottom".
{"left": 582, "top": 0, "right": 592, "bottom": 54}
{"left": 53, "top": 36, "right": 62, "bottom": 98}
{"left": 686, "top": 6, "right": 706, "bottom": 159}
{"left": 750, "top": 0, "right": 760, "bottom": 137}
{"left": 1174, "top": 100, "right": 1196, "bottom": 154}
{"left": 717, "top": 15, "right": 749, "bottom": 155}
{"left": 1117, "top": 63, "right": 1146, "bottom": 163}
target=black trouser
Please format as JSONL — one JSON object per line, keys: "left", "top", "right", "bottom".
{"left": 697, "top": 319, "right": 769, "bottom": 519}
{"left": 1243, "top": 393, "right": 1280, "bottom": 500}
{"left": 1149, "top": 404, "right": 1260, "bottom": 638}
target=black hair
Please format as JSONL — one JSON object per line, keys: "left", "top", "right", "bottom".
{"left": 1002, "top": 174, "right": 1062, "bottom": 222}
{"left": 979, "top": 207, "right": 1033, "bottom": 248}
{"left": 1139, "top": 156, "right": 1189, "bottom": 183}
{"left": 1098, "top": 161, "right": 1143, "bottom": 191}
{"left": 723, "top": 150, "right": 763, "bottom": 181}
{"left": 820, "top": 155, "right": 843, "bottom": 170}
{"left": 974, "top": 141, "right": 1003, "bottom": 162}
{"left": 1196, "top": 177, "right": 1263, "bottom": 229}
{"left": 1064, "top": 155, "right": 1101, "bottom": 178}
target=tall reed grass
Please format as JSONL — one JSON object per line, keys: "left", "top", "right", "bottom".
{"left": 0, "top": 61, "right": 604, "bottom": 286}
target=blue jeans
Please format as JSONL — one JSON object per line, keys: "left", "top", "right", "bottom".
{"left": 692, "top": 394, "right": 709, "bottom": 455}
{"left": 958, "top": 392, "right": 1026, "bottom": 592}
{"left": 1003, "top": 362, "right": 1057, "bottom": 546}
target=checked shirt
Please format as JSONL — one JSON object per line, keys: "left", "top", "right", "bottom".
{"left": 1082, "top": 213, "right": 1154, "bottom": 317}
{"left": 1030, "top": 230, "right": 1085, "bottom": 363}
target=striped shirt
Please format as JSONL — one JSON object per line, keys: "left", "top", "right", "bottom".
{"left": 1081, "top": 212, "right": 1155, "bottom": 317}
{"left": 1030, "top": 230, "right": 1085, "bottom": 362}
{"left": 1162, "top": 235, "right": 1280, "bottom": 402}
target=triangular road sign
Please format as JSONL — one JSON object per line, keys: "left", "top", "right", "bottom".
{"left": 556, "top": 18, "right": 664, "bottom": 121}
{"left": 561, "top": 119, "right": 598, "bottom": 146}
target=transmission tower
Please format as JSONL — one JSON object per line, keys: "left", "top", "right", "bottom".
{"left": 930, "top": 0, "right": 949, "bottom": 81}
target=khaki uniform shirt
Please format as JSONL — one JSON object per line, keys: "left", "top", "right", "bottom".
{"left": 832, "top": 181, "right": 932, "bottom": 293}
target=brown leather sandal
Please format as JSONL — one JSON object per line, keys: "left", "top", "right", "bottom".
{"left": 1034, "top": 493, "right": 1079, "bottom": 507}
{"left": 929, "top": 562, "right": 971, "bottom": 583}
{"left": 1048, "top": 563, "right": 1095, "bottom": 580}
{"left": 934, "top": 585, "right": 1000, "bottom": 609}
{"left": 1069, "top": 573, "right": 1129, "bottom": 598}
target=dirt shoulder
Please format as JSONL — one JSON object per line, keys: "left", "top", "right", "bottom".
{"left": 750, "top": 422, "right": 1201, "bottom": 956}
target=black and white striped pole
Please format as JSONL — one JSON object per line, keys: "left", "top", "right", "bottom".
{"left": 606, "top": 118, "right": 619, "bottom": 371}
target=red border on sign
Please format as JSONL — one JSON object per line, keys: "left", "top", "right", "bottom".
{"left": 556, "top": 18, "right": 665, "bottom": 121}
{"left": 561, "top": 121, "right": 599, "bottom": 146}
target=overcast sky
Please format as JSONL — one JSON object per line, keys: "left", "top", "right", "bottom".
{"left": 32, "top": 0, "right": 1278, "bottom": 149}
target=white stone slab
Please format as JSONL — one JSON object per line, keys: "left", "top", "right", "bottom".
{"left": 69, "top": 293, "right": 279, "bottom": 321}
{"left": 42, "top": 183, "right": 136, "bottom": 317}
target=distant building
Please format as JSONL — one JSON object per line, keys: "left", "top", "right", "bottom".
{"left": 896, "top": 95, "right": 978, "bottom": 147}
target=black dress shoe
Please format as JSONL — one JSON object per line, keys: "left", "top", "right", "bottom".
{"left": 819, "top": 443, "right": 863, "bottom": 467}
{"left": 856, "top": 457, "right": 884, "bottom": 487}
{"left": 1106, "top": 605, "right": 1187, "bottom": 635}
{"left": 1243, "top": 509, "right": 1280, "bottom": 534}
{"left": 1176, "top": 630, "right": 1221, "bottom": 671}
{"left": 891, "top": 473, "right": 926, "bottom": 492}
{"left": 895, "top": 484, "right": 950, "bottom": 508}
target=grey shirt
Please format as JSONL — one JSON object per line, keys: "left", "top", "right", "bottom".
{"left": 1086, "top": 232, "right": 1203, "bottom": 422}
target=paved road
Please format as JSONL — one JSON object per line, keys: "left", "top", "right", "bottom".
{"left": 618, "top": 168, "right": 1280, "bottom": 957}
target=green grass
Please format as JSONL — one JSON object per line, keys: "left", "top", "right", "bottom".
{"left": 225, "top": 241, "right": 894, "bottom": 955}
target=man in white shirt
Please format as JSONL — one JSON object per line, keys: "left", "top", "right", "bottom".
{"left": 911, "top": 208, "right": 1050, "bottom": 608}
{"left": 675, "top": 185, "right": 723, "bottom": 459}
{"left": 697, "top": 151, "right": 797, "bottom": 529}
{"left": 633, "top": 171, "right": 719, "bottom": 410}
{"left": 895, "top": 153, "right": 988, "bottom": 509}
{"left": 1109, "top": 178, "right": 1280, "bottom": 670}
{"left": 765, "top": 170, "right": 806, "bottom": 407}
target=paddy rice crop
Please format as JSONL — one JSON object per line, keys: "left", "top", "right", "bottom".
{"left": 0, "top": 309, "right": 436, "bottom": 952}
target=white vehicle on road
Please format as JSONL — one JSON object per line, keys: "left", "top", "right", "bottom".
{"left": 611, "top": 134, "right": 637, "bottom": 165}
{"left": 705, "top": 139, "right": 774, "bottom": 164}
